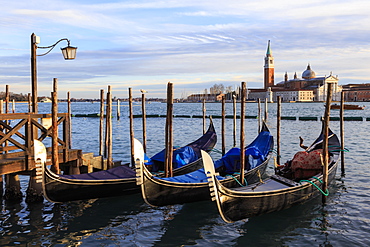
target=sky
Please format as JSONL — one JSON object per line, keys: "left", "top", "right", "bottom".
{"left": 1, "top": 0, "right": 370, "bottom": 99}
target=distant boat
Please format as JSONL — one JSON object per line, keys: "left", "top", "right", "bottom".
{"left": 330, "top": 103, "right": 365, "bottom": 110}
{"left": 40, "top": 97, "right": 52, "bottom": 103}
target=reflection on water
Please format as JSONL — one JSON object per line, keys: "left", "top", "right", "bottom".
{"left": 1, "top": 102, "right": 370, "bottom": 246}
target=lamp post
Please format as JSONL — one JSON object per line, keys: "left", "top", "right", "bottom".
{"left": 30, "top": 33, "right": 77, "bottom": 113}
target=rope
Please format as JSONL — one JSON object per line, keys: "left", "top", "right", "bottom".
{"left": 210, "top": 148, "right": 223, "bottom": 154}
{"left": 257, "top": 170, "right": 264, "bottom": 184}
{"left": 328, "top": 145, "right": 350, "bottom": 152}
{"left": 300, "top": 176, "right": 329, "bottom": 196}
{"left": 270, "top": 148, "right": 278, "bottom": 155}
{"left": 226, "top": 174, "right": 248, "bottom": 187}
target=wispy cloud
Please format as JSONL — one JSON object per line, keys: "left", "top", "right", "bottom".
{"left": 1, "top": 0, "right": 370, "bottom": 98}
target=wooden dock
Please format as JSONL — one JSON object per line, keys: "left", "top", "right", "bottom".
{"left": 0, "top": 112, "right": 73, "bottom": 175}
{"left": 0, "top": 111, "right": 118, "bottom": 202}
{"left": 0, "top": 148, "right": 81, "bottom": 176}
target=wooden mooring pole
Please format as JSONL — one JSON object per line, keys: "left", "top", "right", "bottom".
{"left": 129, "top": 88, "right": 135, "bottom": 167}
{"left": 221, "top": 95, "right": 226, "bottom": 155}
{"left": 141, "top": 92, "right": 147, "bottom": 153}
{"left": 117, "top": 99, "right": 121, "bottom": 120}
{"left": 239, "top": 82, "right": 246, "bottom": 185}
{"left": 264, "top": 98, "right": 268, "bottom": 122}
{"left": 340, "top": 91, "right": 345, "bottom": 175}
{"left": 277, "top": 96, "right": 281, "bottom": 166}
{"left": 67, "top": 91, "right": 72, "bottom": 149}
{"left": 165, "top": 82, "right": 174, "bottom": 178}
{"left": 51, "top": 80, "right": 60, "bottom": 174}
{"left": 4, "top": 85, "right": 22, "bottom": 201}
{"left": 0, "top": 175, "right": 3, "bottom": 199}
{"left": 202, "top": 99, "right": 206, "bottom": 134}
{"left": 26, "top": 168, "right": 43, "bottom": 203}
{"left": 106, "top": 86, "right": 113, "bottom": 169}
{"left": 28, "top": 93, "right": 32, "bottom": 113}
{"left": 0, "top": 100, "right": 3, "bottom": 197}
{"left": 4, "top": 174, "right": 22, "bottom": 201}
{"left": 257, "top": 98, "right": 261, "bottom": 133}
{"left": 5, "top": 85, "right": 9, "bottom": 152}
{"left": 99, "top": 89, "right": 104, "bottom": 156}
{"left": 233, "top": 94, "right": 237, "bottom": 147}
{"left": 322, "top": 83, "right": 333, "bottom": 204}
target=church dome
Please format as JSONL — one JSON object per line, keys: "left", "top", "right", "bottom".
{"left": 302, "top": 64, "right": 316, "bottom": 79}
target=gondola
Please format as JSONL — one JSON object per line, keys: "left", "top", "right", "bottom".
{"left": 136, "top": 122, "right": 274, "bottom": 207}
{"left": 35, "top": 120, "right": 217, "bottom": 203}
{"left": 202, "top": 125, "right": 341, "bottom": 223}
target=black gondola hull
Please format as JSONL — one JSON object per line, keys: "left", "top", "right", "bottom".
{"left": 43, "top": 158, "right": 209, "bottom": 203}
{"left": 137, "top": 122, "right": 274, "bottom": 206}
{"left": 204, "top": 125, "right": 341, "bottom": 223}
{"left": 139, "top": 154, "right": 271, "bottom": 206}
{"left": 216, "top": 160, "right": 338, "bottom": 222}
{"left": 39, "top": 121, "right": 217, "bottom": 203}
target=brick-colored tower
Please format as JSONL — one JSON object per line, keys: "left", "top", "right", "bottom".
{"left": 264, "top": 40, "right": 274, "bottom": 89}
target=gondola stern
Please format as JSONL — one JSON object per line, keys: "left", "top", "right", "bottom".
{"left": 133, "top": 138, "right": 145, "bottom": 167}
{"left": 201, "top": 150, "right": 229, "bottom": 221}
{"left": 34, "top": 140, "right": 59, "bottom": 203}
{"left": 134, "top": 146, "right": 159, "bottom": 207}
{"left": 135, "top": 158, "right": 143, "bottom": 186}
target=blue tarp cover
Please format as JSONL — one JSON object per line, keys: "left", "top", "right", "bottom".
{"left": 159, "top": 130, "right": 273, "bottom": 183}
{"left": 145, "top": 146, "right": 198, "bottom": 170}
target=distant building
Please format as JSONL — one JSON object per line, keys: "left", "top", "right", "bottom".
{"left": 342, "top": 84, "right": 370, "bottom": 101}
{"left": 186, "top": 93, "right": 220, "bottom": 102}
{"left": 248, "top": 41, "right": 342, "bottom": 102}
{"left": 274, "top": 89, "right": 314, "bottom": 102}
{"left": 275, "top": 65, "right": 341, "bottom": 101}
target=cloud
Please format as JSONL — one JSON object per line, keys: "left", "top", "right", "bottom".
{"left": 2, "top": 0, "right": 370, "bottom": 98}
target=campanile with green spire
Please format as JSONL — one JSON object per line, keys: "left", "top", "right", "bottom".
{"left": 264, "top": 40, "right": 275, "bottom": 89}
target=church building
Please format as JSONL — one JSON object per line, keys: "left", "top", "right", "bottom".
{"left": 248, "top": 41, "right": 341, "bottom": 102}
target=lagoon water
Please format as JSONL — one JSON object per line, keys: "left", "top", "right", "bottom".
{"left": 1, "top": 101, "right": 369, "bottom": 246}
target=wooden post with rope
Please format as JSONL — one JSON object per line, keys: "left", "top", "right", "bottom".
{"left": 322, "top": 82, "right": 333, "bottom": 204}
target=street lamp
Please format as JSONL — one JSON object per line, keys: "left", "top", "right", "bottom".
{"left": 31, "top": 33, "right": 77, "bottom": 113}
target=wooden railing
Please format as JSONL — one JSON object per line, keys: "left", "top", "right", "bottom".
{"left": 0, "top": 112, "right": 71, "bottom": 169}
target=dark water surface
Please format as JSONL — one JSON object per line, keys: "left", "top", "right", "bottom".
{"left": 1, "top": 102, "right": 369, "bottom": 246}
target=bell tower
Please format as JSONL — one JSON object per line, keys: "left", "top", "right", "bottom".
{"left": 264, "top": 40, "right": 274, "bottom": 89}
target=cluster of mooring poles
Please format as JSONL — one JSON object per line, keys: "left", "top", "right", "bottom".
{"left": 154, "top": 81, "right": 270, "bottom": 182}
{"left": 0, "top": 78, "right": 346, "bottom": 206}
